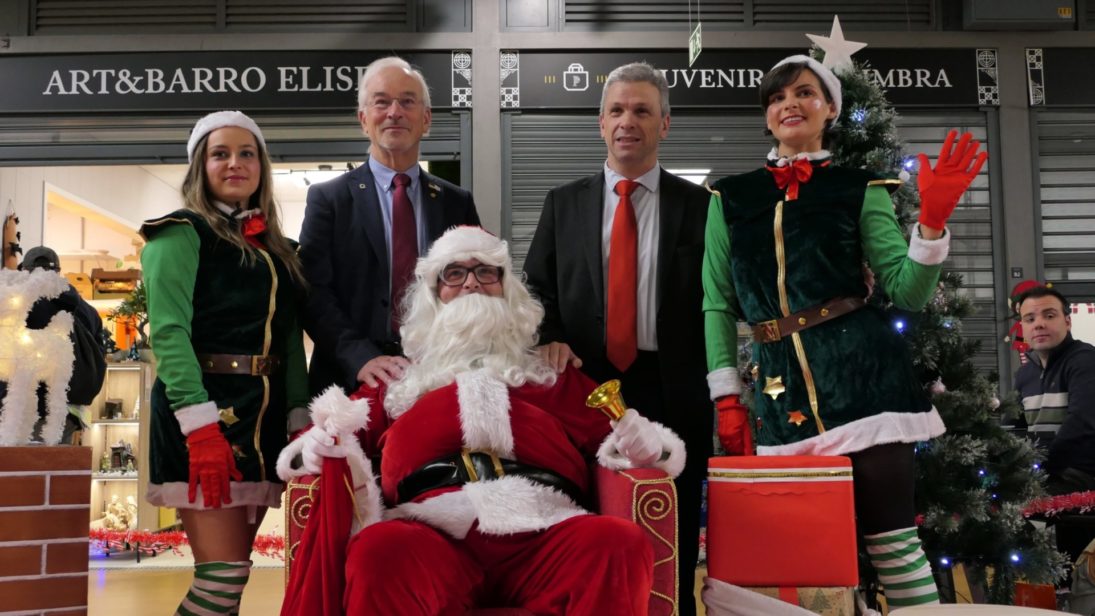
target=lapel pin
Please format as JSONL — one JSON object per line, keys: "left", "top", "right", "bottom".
{"left": 428, "top": 183, "right": 440, "bottom": 192}
{"left": 359, "top": 183, "right": 367, "bottom": 189}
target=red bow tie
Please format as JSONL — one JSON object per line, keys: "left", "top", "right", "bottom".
{"left": 767, "top": 158, "right": 814, "bottom": 201}
{"left": 241, "top": 213, "right": 267, "bottom": 249}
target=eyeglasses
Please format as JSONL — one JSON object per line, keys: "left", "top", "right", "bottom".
{"left": 368, "top": 97, "right": 421, "bottom": 112}
{"left": 439, "top": 264, "right": 503, "bottom": 287}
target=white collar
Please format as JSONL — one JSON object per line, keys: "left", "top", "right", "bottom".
{"left": 766, "top": 148, "right": 831, "bottom": 167}
{"left": 213, "top": 200, "right": 262, "bottom": 220}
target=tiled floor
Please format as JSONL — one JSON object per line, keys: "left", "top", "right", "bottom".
{"left": 88, "top": 565, "right": 707, "bottom": 615}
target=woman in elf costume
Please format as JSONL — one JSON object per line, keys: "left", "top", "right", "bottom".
{"left": 141, "top": 111, "right": 309, "bottom": 616}
{"left": 703, "top": 55, "right": 986, "bottom": 608}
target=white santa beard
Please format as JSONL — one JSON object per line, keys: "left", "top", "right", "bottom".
{"left": 386, "top": 292, "right": 555, "bottom": 417}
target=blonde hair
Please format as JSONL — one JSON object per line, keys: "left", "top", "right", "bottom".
{"left": 181, "top": 133, "right": 305, "bottom": 285}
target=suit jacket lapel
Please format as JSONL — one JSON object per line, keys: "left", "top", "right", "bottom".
{"left": 419, "top": 168, "right": 447, "bottom": 241}
{"left": 351, "top": 164, "right": 387, "bottom": 271}
{"left": 656, "top": 169, "right": 684, "bottom": 312}
{"left": 582, "top": 172, "right": 606, "bottom": 313}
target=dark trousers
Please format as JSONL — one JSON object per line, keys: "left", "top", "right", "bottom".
{"left": 617, "top": 350, "right": 709, "bottom": 616}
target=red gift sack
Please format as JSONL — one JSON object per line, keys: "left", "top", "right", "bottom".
{"left": 707, "top": 455, "right": 858, "bottom": 587}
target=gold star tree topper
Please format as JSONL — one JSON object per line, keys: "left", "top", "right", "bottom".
{"left": 805, "top": 15, "right": 867, "bottom": 75}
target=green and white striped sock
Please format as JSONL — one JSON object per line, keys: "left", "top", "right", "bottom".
{"left": 865, "top": 527, "right": 940, "bottom": 608}
{"left": 175, "top": 560, "right": 252, "bottom": 616}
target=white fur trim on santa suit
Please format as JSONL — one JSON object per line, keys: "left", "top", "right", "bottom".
{"left": 175, "top": 401, "right": 219, "bottom": 436}
{"left": 707, "top": 367, "right": 743, "bottom": 399}
{"left": 275, "top": 386, "right": 383, "bottom": 532}
{"left": 456, "top": 369, "right": 515, "bottom": 457}
{"left": 386, "top": 475, "right": 589, "bottom": 539}
{"left": 597, "top": 416, "right": 687, "bottom": 479}
{"left": 757, "top": 408, "right": 945, "bottom": 457}
{"left": 907, "top": 223, "right": 950, "bottom": 266}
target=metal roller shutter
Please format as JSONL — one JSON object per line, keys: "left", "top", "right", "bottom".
{"left": 505, "top": 110, "right": 999, "bottom": 374}
{"left": 1034, "top": 110, "right": 1095, "bottom": 301}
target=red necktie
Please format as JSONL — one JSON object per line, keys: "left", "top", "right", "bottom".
{"left": 390, "top": 173, "right": 417, "bottom": 329}
{"left": 607, "top": 179, "right": 639, "bottom": 372}
{"left": 767, "top": 157, "right": 814, "bottom": 201}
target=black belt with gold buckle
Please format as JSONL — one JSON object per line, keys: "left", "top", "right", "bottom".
{"left": 396, "top": 448, "right": 585, "bottom": 506}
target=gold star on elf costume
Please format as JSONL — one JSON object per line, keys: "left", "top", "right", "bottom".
{"left": 218, "top": 406, "right": 240, "bottom": 426}
{"left": 787, "top": 410, "right": 808, "bottom": 426}
{"left": 762, "top": 376, "right": 785, "bottom": 400}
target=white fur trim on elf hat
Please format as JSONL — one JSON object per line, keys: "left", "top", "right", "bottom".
{"left": 416, "top": 225, "right": 511, "bottom": 289}
{"left": 771, "top": 55, "right": 842, "bottom": 118}
{"left": 187, "top": 110, "right": 266, "bottom": 162}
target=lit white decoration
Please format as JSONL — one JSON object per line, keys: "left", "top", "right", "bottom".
{"left": 806, "top": 15, "right": 868, "bottom": 75}
{"left": 0, "top": 269, "right": 75, "bottom": 445}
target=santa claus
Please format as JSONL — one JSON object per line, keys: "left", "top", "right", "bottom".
{"left": 278, "top": 225, "right": 686, "bottom": 615}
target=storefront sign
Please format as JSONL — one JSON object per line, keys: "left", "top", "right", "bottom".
{"left": 502, "top": 48, "right": 998, "bottom": 109}
{"left": 0, "top": 50, "right": 473, "bottom": 112}
{"left": 1026, "top": 48, "right": 1095, "bottom": 106}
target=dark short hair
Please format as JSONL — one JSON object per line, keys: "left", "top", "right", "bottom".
{"left": 1017, "top": 285, "right": 1070, "bottom": 315}
{"left": 758, "top": 61, "right": 839, "bottom": 148}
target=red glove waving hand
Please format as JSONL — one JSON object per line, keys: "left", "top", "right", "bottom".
{"left": 186, "top": 423, "right": 243, "bottom": 508}
{"left": 916, "top": 130, "right": 988, "bottom": 231}
{"left": 716, "top": 395, "right": 754, "bottom": 456}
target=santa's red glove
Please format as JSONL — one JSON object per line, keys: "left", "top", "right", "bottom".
{"left": 916, "top": 130, "right": 988, "bottom": 231}
{"left": 716, "top": 395, "right": 754, "bottom": 456}
{"left": 186, "top": 423, "right": 243, "bottom": 508}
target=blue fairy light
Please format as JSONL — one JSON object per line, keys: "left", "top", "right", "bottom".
{"left": 978, "top": 469, "right": 986, "bottom": 477}
{"left": 851, "top": 108, "right": 868, "bottom": 124}
{"left": 1010, "top": 552, "right": 1021, "bottom": 563}
{"left": 894, "top": 319, "right": 906, "bottom": 332}
{"left": 903, "top": 158, "right": 916, "bottom": 171}
{"left": 1033, "top": 463, "right": 1041, "bottom": 470}
{"left": 939, "top": 556, "right": 951, "bottom": 567}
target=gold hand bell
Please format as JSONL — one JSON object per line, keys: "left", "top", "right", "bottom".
{"left": 585, "top": 379, "right": 628, "bottom": 421}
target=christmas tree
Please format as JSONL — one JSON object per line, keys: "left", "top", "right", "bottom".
{"left": 816, "top": 39, "right": 1068, "bottom": 605}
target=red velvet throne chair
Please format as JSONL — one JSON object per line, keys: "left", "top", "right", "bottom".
{"left": 285, "top": 465, "right": 680, "bottom": 615}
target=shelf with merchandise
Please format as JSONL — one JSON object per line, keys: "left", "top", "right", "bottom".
{"left": 85, "top": 361, "right": 172, "bottom": 532}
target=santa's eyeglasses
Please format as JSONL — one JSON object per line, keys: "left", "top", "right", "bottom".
{"left": 439, "top": 264, "right": 503, "bottom": 287}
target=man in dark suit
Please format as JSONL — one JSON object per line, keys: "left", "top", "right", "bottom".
{"left": 524, "top": 62, "right": 712, "bottom": 615}
{"left": 300, "top": 56, "right": 480, "bottom": 395}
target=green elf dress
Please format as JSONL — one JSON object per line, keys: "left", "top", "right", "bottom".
{"left": 141, "top": 207, "right": 308, "bottom": 509}
{"left": 703, "top": 152, "right": 947, "bottom": 455}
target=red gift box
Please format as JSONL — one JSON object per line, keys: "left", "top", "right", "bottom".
{"left": 707, "top": 455, "right": 858, "bottom": 587}
{"left": 1013, "top": 581, "right": 1056, "bottom": 609}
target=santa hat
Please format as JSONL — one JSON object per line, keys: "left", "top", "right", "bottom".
{"left": 416, "top": 226, "right": 511, "bottom": 289}
{"left": 186, "top": 110, "right": 266, "bottom": 162}
{"left": 770, "top": 54, "right": 843, "bottom": 118}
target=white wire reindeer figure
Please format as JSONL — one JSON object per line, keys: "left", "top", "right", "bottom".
{"left": 0, "top": 269, "right": 75, "bottom": 445}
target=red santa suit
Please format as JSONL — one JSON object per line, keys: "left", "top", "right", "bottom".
{"left": 285, "top": 365, "right": 685, "bottom": 616}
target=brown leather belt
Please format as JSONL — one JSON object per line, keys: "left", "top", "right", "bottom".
{"left": 751, "top": 297, "right": 866, "bottom": 344}
{"left": 196, "top": 353, "right": 282, "bottom": 376}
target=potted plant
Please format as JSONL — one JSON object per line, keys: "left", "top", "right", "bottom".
{"left": 107, "top": 281, "right": 151, "bottom": 360}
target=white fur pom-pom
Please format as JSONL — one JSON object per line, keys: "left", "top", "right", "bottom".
{"left": 309, "top": 385, "right": 370, "bottom": 437}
